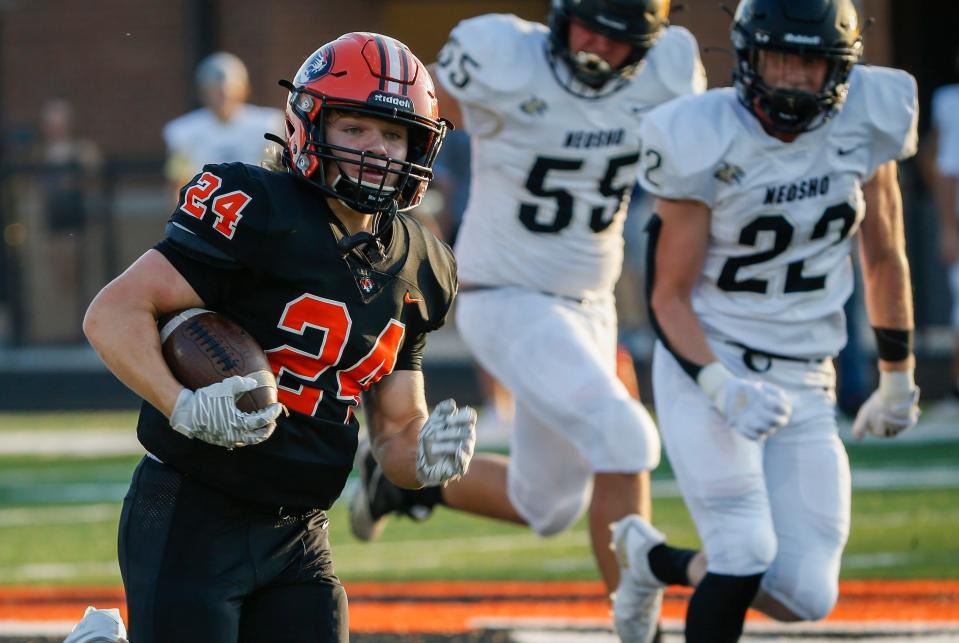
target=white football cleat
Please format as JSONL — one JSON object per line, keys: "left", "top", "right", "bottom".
{"left": 62, "top": 605, "right": 128, "bottom": 643}
{"left": 610, "top": 514, "right": 666, "bottom": 643}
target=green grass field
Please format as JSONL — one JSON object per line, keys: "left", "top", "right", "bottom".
{"left": 1, "top": 411, "right": 957, "bottom": 586}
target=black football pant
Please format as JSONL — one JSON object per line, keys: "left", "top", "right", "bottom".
{"left": 118, "top": 456, "right": 347, "bottom": 642}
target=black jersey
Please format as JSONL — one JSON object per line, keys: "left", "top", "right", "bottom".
{"left": 138, "top": 162, "right": 457, "bottom": 509}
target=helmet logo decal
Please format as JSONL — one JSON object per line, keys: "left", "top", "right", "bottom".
{"left": 294, "top": 45, "right": 335, "bottom": 84}
{"left": 368, "top": 91, "right": 414, "bottom": 112}
{"left": 783, "top": 33, "right": 822, "bottom": 45}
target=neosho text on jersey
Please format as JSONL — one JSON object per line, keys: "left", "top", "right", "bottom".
{"left": 563, "top": 128, "right": 626, "bottom": 149}
{"left": 763, "top": 175, "right": 830, "bottom": 204}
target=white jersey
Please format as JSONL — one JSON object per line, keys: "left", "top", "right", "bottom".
{"left": 638, "top": 65, "right": 918, "bottom": 357}
{"left": 931, "top": 84, "right": 959, "bottom": 177}
{"left": 162, "top": 104, "right": 284, "bottom": 176}
{"left": 439, "top": 14, "right": 705, "bottom": 299}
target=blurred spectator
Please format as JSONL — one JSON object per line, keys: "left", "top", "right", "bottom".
{"left": 927, "top": 52, "right": 959, "bottom": 420}
{"left": 836, "top": 259, "right": 871, "bottom": 417}
{"left": 35, "top": 98, "right": 102, "bottom": 341}
{"left": 431, "top": 129, "right": 472, "bottom": 243}
{"left": 163, "top": 52, "right": 284, "bottom": 194}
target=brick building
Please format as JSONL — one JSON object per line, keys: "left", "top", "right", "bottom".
{"left": 0, "top": 0, "right": 955, "bottom": 369}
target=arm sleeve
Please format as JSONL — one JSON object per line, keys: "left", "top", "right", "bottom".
{"left": 637, "top": 97, "right": 722, "bottom": 207}
{"left": 861, "top": 66, "right": 919, "bottom": 178}
{"left": 434, "top": 14, "right": 536, "bottom": 135}
{"left": 394, "top": 331, "right": 426, "bottom": 372}
{"left": 168, "top": 161, "right": 273, "bottom": 264}
{"left": 159, "top": 162, "right": 271, "bottom": 304}
{"left": 154, "top": 239, "right": 246, "bottom": 308}
{"left": 434, "top": 15, "right": 532, "bottom": 103}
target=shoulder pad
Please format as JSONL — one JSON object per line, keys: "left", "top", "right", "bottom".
{"left": 436, "top": 14, "right": 540, "bottom": 101}
{"left": 637, "top": 90, "right": 736, "bottom": 206}
{"left": 645, "top": 26, "right": 707, "bottom": 98}
{"left": 168, "top": 162, "right": 279, "bottom": 265}
{"left": 397, "top": 214, "right": 457, "bottom": 332}
{"left": 846, "top": 65, "right": 918, "bottom": 171}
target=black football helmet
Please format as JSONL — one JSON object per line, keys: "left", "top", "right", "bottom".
{"left": 731, "top": 0, "right": 863, "bottom": 135}
{"left": 548, "top": 0, "right": 670, "bottom": 96}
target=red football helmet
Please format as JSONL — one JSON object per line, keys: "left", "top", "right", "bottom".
{"left": 281, "top": 33, "right": 449, "bottom": 216}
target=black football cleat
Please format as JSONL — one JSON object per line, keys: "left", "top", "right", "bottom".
{"left": 349, "top": 440, "right": 433, "bottom": 541}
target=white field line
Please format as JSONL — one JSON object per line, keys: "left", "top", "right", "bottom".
{"left": 2, "top": 619, "right": 958, "bottom": 642}
{"left": 0, "top": 462, "right": 953, "bottom": 510}
{"left": 0, "top": 622, "right": 78, "bottom": 637}
{"left": 490, "top": 620, "right": 959, "bottom": 643}
{"left": 0, "top": 503, "right": 117, "bottom": 528}
{"left": 0, "top": 430, "right": 142, "bottom": 456}
{"left": 0, "top": 410, "right": 954, "bottom": 456}
{"left": 0, "top": 560, "right": 119, "bottom": 581}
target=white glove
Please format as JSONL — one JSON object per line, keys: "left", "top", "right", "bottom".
{"left": 852, "top": 369, "right": 920, "bottom": 439}
{"left": 170, "top": 375, "right": 283, "bottom": 449}
{"left": 416, "top": 398, "right": 477, "bottom": 486}
{"left": 698, "top": 362, "right": 792, "bottom": 440}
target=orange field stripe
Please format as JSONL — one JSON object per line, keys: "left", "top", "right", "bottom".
{"left": 1, "top": 581, "right": 956, "bottom": 631}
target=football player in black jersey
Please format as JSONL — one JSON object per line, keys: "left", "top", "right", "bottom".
{"left": 84, "top": 33, "right": 476, "bottom": 643}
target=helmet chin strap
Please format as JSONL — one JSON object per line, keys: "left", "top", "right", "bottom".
{"left": 334, "top": 201, "right": 395, "bottom": 261}
{"left": 330, "top": 166, "right": 396, "bottom": 215}
{"left": 329, "top": 169, "right": 398, "bottom": 260}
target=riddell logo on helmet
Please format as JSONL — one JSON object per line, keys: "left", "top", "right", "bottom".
{"left": 368, "top": 91, "right": 414, "bottom": 112}
{"left": 783, "top": 33, "right": 822, "bottom": 45}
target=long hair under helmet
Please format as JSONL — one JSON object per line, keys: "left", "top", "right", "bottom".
{"left": 277, "top": 33, "right": 449, "bottom": 224}
{"left": 547, "top": 0, "right": 670, "bottom": 97}
{"left": 731, "top": 0, "right": 863, "bottom": 135}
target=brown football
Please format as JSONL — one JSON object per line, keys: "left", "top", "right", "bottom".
{"left": 159, "top": 309, "right": 278, "bottom": 413}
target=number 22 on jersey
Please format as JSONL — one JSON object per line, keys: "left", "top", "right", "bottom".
{"left": 266, "top": 295, "right": 405, "bottom": 419}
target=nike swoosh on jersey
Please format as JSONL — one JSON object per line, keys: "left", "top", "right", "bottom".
{"left": 837, "top": 145, "right": 865, "bottom": 156}
{"left": 404, "top": 291, "right": 422, "bottom": 304}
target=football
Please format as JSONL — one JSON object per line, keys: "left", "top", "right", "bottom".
{"left": 159, "top": 308, "right": 278, "bottom": 413}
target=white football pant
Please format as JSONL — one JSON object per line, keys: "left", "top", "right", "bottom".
{"left": 456, "top": 288, "right": 660, "bottom": 536}
{"left": 652, "top": 339, "right": 850, "bottom": 621}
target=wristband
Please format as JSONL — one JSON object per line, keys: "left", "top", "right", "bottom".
{"left": 872, "top": 327, "right": 912, "bottom": 362}
{"left": 697, "top": 361, "right": 734, "bottom": 404}
{"left": 878, "top": 368, "right": 915, "bottom": 402}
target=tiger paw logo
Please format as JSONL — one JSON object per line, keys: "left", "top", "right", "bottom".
{"left": 714, "top": 162, "right": 745, "bottom": 185}
{"left": 294, "top": 45, "right": 335, "bottom": 84}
